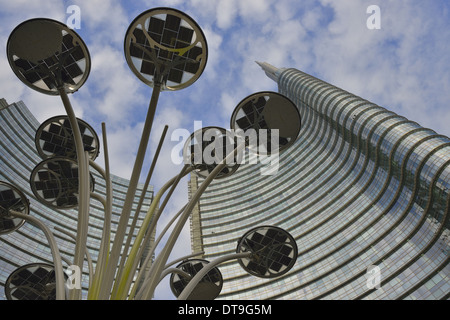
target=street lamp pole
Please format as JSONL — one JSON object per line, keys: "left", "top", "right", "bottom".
{"left": 9, "top": 210, "right": 66, "bottom": 300}
{"left": 177, "top": 252, "right": 252, "bottom": 300}
{"left": 98, "top": 80, "right": 162, "bottom": 299}
{"left": 87, "top": 122, "right": 113, "bottom": 299}
{"left": 110, "top": 124, "right": 169, "bottom": 299}
{"left": 2, "top": 8, "right": 301, "bottom": 301}
{"left": 58, "top": 87, "right": 91, "bottom": 300}
{"left": 140, "top": 140, "right": 246, "bottom": 299}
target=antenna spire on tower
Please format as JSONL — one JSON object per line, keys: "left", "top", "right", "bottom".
{"left": 255, "top": 61, "right": 284, "bottom": 82}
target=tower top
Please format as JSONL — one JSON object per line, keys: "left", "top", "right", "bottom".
{"left": 255, "top": 61, "right": 285, "bottom": 82}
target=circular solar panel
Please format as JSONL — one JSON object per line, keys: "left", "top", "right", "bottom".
{"left": 5, "top": 263, "right": 67, "bottom": 300}
{"left": 7, "top": 18, "right": 91, "bottom": 95}
{"left": 230, "top": 92, "right": 301, "bottom": 154}
{"left": 183, "top": 126, "right": 240, "bottom": 179}
{"left": 35, "top": 115, "right": 100, "bottom": 161}
{"left": 170, "top": 259, "right": 223, "bottom": 300}
{"left": 0, "top": 181, "right": 29, "bottom": 235}
{"left": 124, "top": 7, "right": 208, "bottom": 90}
{"left": 30, "top": 157, "right": 95, "bottom": 209}
{"left": 236, "top": 226, "right": 298, "bottom": 279}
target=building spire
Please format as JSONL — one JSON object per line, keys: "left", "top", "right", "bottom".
{"left": 255, "top": 61, "right": 284, "bottom": 82}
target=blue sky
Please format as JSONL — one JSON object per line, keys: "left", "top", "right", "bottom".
{"left": 1, "top": 0, "right": 450, "bottom": 300}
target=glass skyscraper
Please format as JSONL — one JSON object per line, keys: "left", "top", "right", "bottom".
{"left": 0, "top": 99, "right": 154, "bottom": 299}
{"left": 189, "top": 63, "right": 450, "bottom": 299}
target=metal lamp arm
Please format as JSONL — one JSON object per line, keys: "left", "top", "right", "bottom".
{"left": 177, "top": 252, "right": 252, "bottom": 300}
{"left": 53, "top": 226, "right": 94, "bottom": 289}
{"left": 87, "top": 123, "right": 113, "bottom": 300}
{"left": 58, "top": 88, "right": 91, "bottom": 300}
{"left": 112, "top": 165, "right": 191, "bottom": 300}
{"left": 9, "top": 210, "right": 65, "bottom": 300}
{"left": 142, "top": 141, "right": 246, "bottom": 299}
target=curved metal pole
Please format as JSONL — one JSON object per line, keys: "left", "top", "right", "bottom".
{"left": 9, "top": 210, "right": 65, "bottom": 300}
{"left": 112, "top": 166, "right": 190, "bottom": 299}
{"left": 163, "top": 251, "right": 205, "bottom": 270}
{"left": 60, "top": 255, "right": 73, "bottom": 267}
{"left": 141, "top": 165, "right": 191, "bottom": 256}
{"left": 124, "top": 166, "right": 191, "bottom": 299}
{"left": 58, "top": 87, "right": 90, "bottom": 300}
{"left": 143, "top": 142, "right": 245, "bottom": 299}
{"left": 177, "top": 252, "right": 252, "bottom": 300}
{"left": 88, "top": 123, "right": 113, "bottom": 300}
{"left": 117, "top": 167, "right": 191, "bottom": 300}
{"left": 53, "top": 225, "right": 94, "bottom": 288}
{"left": 99, "top": 82, "right": 162, "bottom": 300}
{"left": 131, "top": 205, "right": 186, "bottom": 299}
{"left": 131, "top": 250, "right": 203, "bottom": 300}
{"left": 113, "top": 125, "right": 168, "bottom": 298}
{"left": 158, "top": 268, "right": 191, "bottom": 284}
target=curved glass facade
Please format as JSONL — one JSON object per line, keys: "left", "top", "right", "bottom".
{"left": 0, "top": 99, "right": 154, "bottom": 299}
{"left": 189, "top": 66, "right": 450, "bottom": 300}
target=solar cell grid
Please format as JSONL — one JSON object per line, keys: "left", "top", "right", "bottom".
{"left": 36, "top": 116, "right": 99, "bottom": 160}
{"left": 164, "top": 14, "right": 181, "bottom": 32}
{"left": 0, "top": 182, "right": 29, "bottom": 235}
{"left": 184, "top": 127, "right": 240, "bottom": 179}
{"left": 5, "top": 264, "right": 63, "bottom": 300}
{"left": 170, "top": 259, "right": 223, "bottom": 299}
{"left": 30, "top": 158, "right": 95, "bottom": 209}
{"left": 125, "top": 8, "right": 207, "bottom": 89}
{"left": 231, "top": 92, "right": 301, "bottom": 154}
{"left": 13, "top": 33, "right": 84, "bottom": 89}
{"left": 7, "top": 19, "right": 90, "bottom": 95}
{"left": 237, "top": 226, "right": 298, "bottom": 278}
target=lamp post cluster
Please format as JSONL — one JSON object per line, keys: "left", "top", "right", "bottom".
{"left": 0, "top": 7, "right": 301, "bottom": 300}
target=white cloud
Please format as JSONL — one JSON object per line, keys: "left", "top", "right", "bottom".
{"left": 0, "top": 0, "right": 69, "bottom": 114}
{"left": 0, "top": 0, "right": 65, "bottom": 23}
{"left": 311, "top": 0, "right": 450, "bottom": 136}
{"left": 81, "top": 44, "right": 147, "bottom": 126}
{"left": 97, "top": 122, "right": 144, "bottom": 179}
{"left": 199, "top": 27, "right": 223, "bottom": 81}
{"left": 216, "top": 0, "right": 238, "bottom": 30}
{"left": 0, "top": 47, "right": 26, "bottom": 105}
{"left": 220, "top": 91, "right": 240, "bottom": 120}
{"left": 75, "top": 0, "right": 129, "bottom": 45}
{"left": 237, "top": 0, "right": 273, "bottom": 23}
{"left": 301, "top": 6, "right": 325, "bottom": 31}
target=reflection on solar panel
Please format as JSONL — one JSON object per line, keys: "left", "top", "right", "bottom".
{"left": 170, "top": 259, "right": 223, "bottom": 300}
{"left": 7, "top": 19, "right": 90, "bottom": 95}
{"left": 236, "top": 226, "right": 298, "bottom": 278}
{"left": 35, "top": 116, "right": 99, "bottom": 160}
{"left": 231, "top": 92, "right": 301, "bottom": 154}
{"left": 0, "top": 181, "right": 29, "bottom": 235}
{"left": 5, "top": 263, "right": 67, "bottom": 300}
{"left": 125, "top": 8, "right": 207, "bottom": 90}
{"left": 30, "top": 157, "right": 95, "bottom": 209}
{"left": 183, "top": 127, "right": 240, "bottom": 179}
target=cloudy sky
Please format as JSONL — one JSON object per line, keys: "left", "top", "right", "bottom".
{"left": 1, "top": 0, "right": 449, "bottom": 299}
